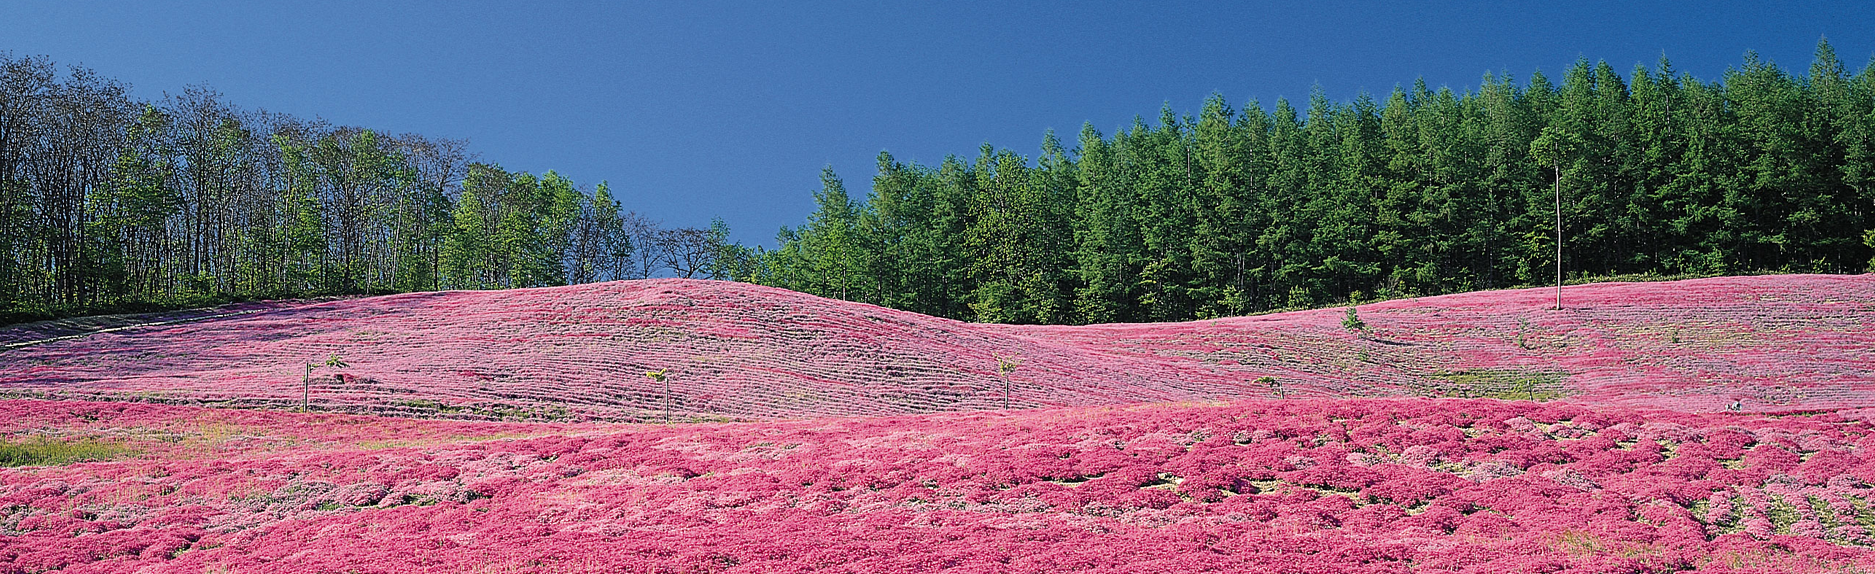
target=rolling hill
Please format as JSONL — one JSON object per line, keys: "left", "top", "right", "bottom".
{"left": 5, "top": 274, "right": 1875, "bottom": 572}
{"left": 1, "top": 274, "right": 1869, "bottom": 420}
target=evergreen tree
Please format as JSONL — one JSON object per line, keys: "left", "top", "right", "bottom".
{"left": 765, "top": 48, "right": 1875, "bottom": 325}
{"left": 1070, "top": 122, "right": 1142, "bottom": 324}
{"left": 773, "top": 167, "right": 863, "bottom": 299}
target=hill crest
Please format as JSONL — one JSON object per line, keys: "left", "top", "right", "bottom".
{"left": 1, "top": 274, "right": 1870, "bottom": 419}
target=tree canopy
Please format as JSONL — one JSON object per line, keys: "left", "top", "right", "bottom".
{"left": 759, "top": 41, "right": 1875, "bottom": 324}
{"left": 0, "top": 52, "right": 738, "bottom": 324}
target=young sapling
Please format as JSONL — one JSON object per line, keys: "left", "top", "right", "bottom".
{"left": 645, "top": 369, "right": 671, "bottom": 423}
{"left": 993, "top": 353, "right": 1022, "bottom": 410}
{"left": 302, "top": 353, "right": 347, "bottom": 413}
{"left": 1342, "top": 307, "right": 1366, "bottom": 333}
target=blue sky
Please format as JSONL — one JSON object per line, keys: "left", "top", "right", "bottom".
{"left": 2, "top": 1, "right": 1870, "bottom": 247}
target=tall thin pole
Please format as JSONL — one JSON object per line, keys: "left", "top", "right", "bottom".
{"left": 302, "top": 364, "right": 312, "bottom": 413}
{"left": 1554, "top": 164, "right": 1562, "bottom": 311}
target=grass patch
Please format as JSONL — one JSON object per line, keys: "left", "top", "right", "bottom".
{"left": 1766, "top": 498, "right": 1803, "bottom": 534}
{"left": 1431, "top": 369, "right": 1572, "bottom": 401}
{"left": 0, "top": 436, "right": 137, "bottom": 466}
{"left": 1555, "top": 529, "right": 1606, "bottom": 557}
{"left": 392, "top": 399, "right": 574, "bottom": 422}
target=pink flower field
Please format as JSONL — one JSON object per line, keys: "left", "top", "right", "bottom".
{"left": 7, "top": 398, "right": 1875, "bottom": 573}
{"left": 2, "top": 274, "right": 1870, "bottom": 420}
{"left": 2, "top": 274, "right": 1874, "bottom": 572}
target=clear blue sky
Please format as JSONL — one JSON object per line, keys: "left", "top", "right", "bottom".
{"left": 3, "top": 1, "right": 1870, "bottom": 247}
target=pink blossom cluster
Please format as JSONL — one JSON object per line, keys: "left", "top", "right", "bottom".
{"left": 3, "top": 274, "right": 1871, "bottom": 421}
{"left": 5, "top": 397, "right": 1875, "bottom": 573}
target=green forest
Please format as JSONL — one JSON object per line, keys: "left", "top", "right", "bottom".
{"left": 2, "top": 42, "right": 1872, "bottom": 327}
{"left": 757, "top": 42, "right": 1875, "bottom": 324}
{"left": 0, "top": 53, "right": 753, "bottom": 324}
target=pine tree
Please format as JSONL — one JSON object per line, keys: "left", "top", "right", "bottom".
{"left": 1070, "top": 122, "right": 1141, "bottom": 324}
{"left": 749, "top": 49, "right": 1875, "bottom": 326}
{"left": 1808, "top": 38, "right": 1874, "bottom": 272}
{"left": 779, "top": 167, "right": 863, "bottom": 299}
{"left": 1134, "top": 105, "right": 1202, "bottom": 321}
{"left": 1190, "top": 94, "right": 1252, "bottom": 316}
{"left": 863, "top": 151, "right": 949, "bottom": 314}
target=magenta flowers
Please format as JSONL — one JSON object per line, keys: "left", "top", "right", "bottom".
{"left": 2, "top": 274, "right": 1872, "bottom": 572}
{"left": 2, "top": 274, "right": 1871, "bottom": 420}
{"left": 4, "top": 396, "right": 1875, "bottom": 572}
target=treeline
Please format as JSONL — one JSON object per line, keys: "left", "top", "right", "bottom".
{"left": 0, "top": 53, "right": 747, "bottom": 323}
{"left": 758, "top": 42, "right": 1875, "bottom": 324}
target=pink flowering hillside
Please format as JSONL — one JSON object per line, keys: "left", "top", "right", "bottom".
{"left": 2, "top": 274, "right": 1870, "bottom": 420}
{"left": 6, "top": 398, "right": 1875, "bottom": 573}
{"left": 992, "top": 273, "right": 1875, "bottom": 413}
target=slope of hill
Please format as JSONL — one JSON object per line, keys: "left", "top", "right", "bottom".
{"left": 1, "top": 275, "right": 1870, "bottom": 420}
{"left": 4, "top": 398, "right": 1875, "bottom": 573}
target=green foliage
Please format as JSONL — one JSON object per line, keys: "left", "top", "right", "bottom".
{"left": 5, "top": 45, "right": 1871, "bottom": 328}
{"left": 442, "top": 167, "right": 497, "bottom": 289}
{"left": 0, "top": 54, "right": 692, "bottom": 326}
{"left": 645, "top": 369, "right": 674, "bottom": 423}
{"left": 303, "top": 352, "right": 348, "bottom": 413}
{"left": 767, "top": 167, "right": 865, "bottom": 299}
{"left": 1865, "top": 229, "right": 1875, "bottom": 271}
{"left": 993, "top": 353, "right": 1022, "bottom": 409}
{"left": 1342, "top": 307, "right": 1366, "bottom": 332}
{"left": 439, "top": 166, "right": 587, "bottom": 290}
{"left": 1528, "top": 126, "right": 1578, "bottom": 169}
{"left": 1257, "top": 376, "right": 1283, "bottom": 398}
{"left": 391, "top": 399, "right": 573, "bottom": 421}
{"left": 1435, "top": 369, "right": 1571, "bottom": 401}
{"left": 761, "top": 41, "right": 1875, "bottom": 325}
{"left": 0, "top": 436, "right": 136, "bottom": 467}
{"left": 994, "top": 353, "right": 1021, "bottom": 376}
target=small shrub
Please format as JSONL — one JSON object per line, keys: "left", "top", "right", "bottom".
{"left": 1257, "top": 376, "right": 1284, "bottom": 398}
{"left": 1342, "top": 307, "right": 1366, "bottom": 332}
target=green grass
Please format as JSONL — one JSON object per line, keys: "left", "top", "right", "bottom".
{"left": 1432, "top": 369, "right": 1573, "bottom": 401}
{"left": 0, "top": 436, "right": 137, "bottom": 466}
{"left": 393, "top": 399, "right": 576, "bottom": 422}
